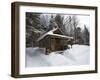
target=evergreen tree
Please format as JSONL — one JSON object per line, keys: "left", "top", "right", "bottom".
{"left": 40, "top": 14, "right": 50, "bottom": 32}
{"left": 48, "top": 15, "right": 56, "bottom": 31}
{"left": 26, "top": 13, "right": 41, "bottom": 47}
{"left": 55, "top": 14, "right": 65, "bottom": 35}
{"left": 75, "top": 27, "right": 84, "bottom": 44}
{"left": 83, "top": 25, "right": 90, "bottom": 45}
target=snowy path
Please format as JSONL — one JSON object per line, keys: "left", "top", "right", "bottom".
{"left": 25, "top": 44, "right": 90, "bottom": 67}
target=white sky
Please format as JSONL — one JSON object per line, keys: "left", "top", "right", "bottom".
{"left": 77, "top": 15, "right": 90, "bottom": 30}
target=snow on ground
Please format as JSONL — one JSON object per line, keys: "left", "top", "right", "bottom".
{"left": 25, "top": 44, "right": 90, "bottom": 67}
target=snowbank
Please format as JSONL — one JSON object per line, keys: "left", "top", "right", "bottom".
{"left": 25, "top": 44, "right": 90, "bottom": 67}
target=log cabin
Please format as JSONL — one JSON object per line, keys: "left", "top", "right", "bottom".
{"left": 37, "top": 27, "right": 73, "bottom": 55}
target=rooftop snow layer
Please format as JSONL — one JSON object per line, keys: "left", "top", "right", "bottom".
{"left": 37, "top": 28, "right": 73, "bottom": 41}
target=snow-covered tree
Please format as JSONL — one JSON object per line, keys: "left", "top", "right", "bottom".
{"left": 40, "top": 14, "right": 50, "bottom": 32}
{"left": 75, "top": 27, "right": 84, "bottom": 44}
{"left": 64, "top": 16, "right": 74, "bottom": 36}
{"left": 55, "top": 14, "right": 66, "bottom": 35}
{"left": 82, "top": 25, "right": 90, "bottom": 45}
{"left": 71, "top": 16, "right": 79, "bottom": 41}
{"left": 26, "top": 13, "right": 41, "bottom": 47}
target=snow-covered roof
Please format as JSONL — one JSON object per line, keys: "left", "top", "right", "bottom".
{"left": 37, "top": 28, "right": 73, "bottom": 41}
{"left": 47, "top": 34, "right": 73, "bottom": 39}
{"left": 37, "top": 28, "right": 57, "bottom": 41}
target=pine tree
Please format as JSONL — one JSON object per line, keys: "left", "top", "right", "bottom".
{"left": 83, "top": 25, "right": 90, "bottom": 45}
{"left": 75, "top": 27, "right": 84, "bottom": 44}
{"left": 26, "top": 13, "right": 41, "bottom": 47}
{"left": 55, "top": 14, "right": 66, "bottom": 35}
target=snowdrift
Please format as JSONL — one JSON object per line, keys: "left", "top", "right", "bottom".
{"left": 25, "top": 44, "right": 90, "bottom": 67}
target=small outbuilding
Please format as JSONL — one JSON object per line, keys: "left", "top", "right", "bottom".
{"left": 37, "top": 27, "right": 73, "bottom": 54}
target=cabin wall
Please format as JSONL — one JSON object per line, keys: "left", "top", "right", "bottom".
{"left": 38, "top": 36, "right": 51, "bottom": 48}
